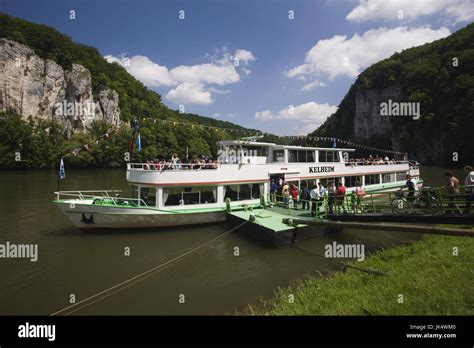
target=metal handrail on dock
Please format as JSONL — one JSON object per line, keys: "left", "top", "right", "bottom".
{"left": 267, "top": 185, "right": 473, "bottom": 219}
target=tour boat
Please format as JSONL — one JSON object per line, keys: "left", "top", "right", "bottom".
{"left": 54, "top": 140, "right": 421, "bottom": 229}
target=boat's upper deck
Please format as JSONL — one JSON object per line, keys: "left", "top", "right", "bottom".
{"left": 126, "top": 141, "right": 417, "bottom": 187}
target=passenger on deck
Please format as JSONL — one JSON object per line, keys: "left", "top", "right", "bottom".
{"left": 405, "top": 174, "right": 417, "bottom": 209}
{"left": 270, "top": 179, "right": 278, "bottom": 203}
{"left": 301, "top": 186, "right": 310, "bottom": 210}
{"left": 310, "top": 185, "right": 320, "bottom": 216}
{"left": 290, "top": 185, "right": 299, "bottom": 209}
{"left": 282, "top": 182, "right": 290, "bottom": 206}
{"left": 335, "top": 182, "right": 347, "bottom": 214}
{"left": 327, "top": 182, "right": 336, "bottom": 215}
{"left": 354, "top": 181, "right": 365, "bottom": 212}
{"left": 444, "top": 171, "right": 462, "bottom": 215}
{"left": 464, "top": 166, "right": 474, "bottom": 214}
{"left": 318, "top": 182, "right": 326, "bottom": 198}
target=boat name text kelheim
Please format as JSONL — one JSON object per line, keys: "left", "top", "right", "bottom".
{"left": 309, "top": 166, "right": 335, "bottom": 173}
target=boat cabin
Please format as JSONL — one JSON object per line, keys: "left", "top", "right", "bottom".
{"left": 126, "top": 140, "right": 419, "bottom": 211}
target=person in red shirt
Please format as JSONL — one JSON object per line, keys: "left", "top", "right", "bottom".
{"left": 290, "top": 184, "right": 299, "bottom": 208}
{"left": 336, "top": 182, "right": 347, "bottom": 214}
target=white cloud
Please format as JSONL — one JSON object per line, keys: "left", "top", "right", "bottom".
{"left": 170, "top": 63, "right": 239, "bottom": 85}
{"left": 255, "top": 110, "right": 275, "bottom": 121}
{"left": 286, "top": 26, "right": 450, "bottom": 81}
{"left": 105, "top": 48, "right": 256, "bottom": 105}
{"left": 346, "top": 0, "right": 474, "bottom": 24}
{"left": 234, "top": 49, "right": 256, "bottom": 65}
{"left": 104, "top": 54, "right": 174, "bottom": 87}
{"left": 165, "top": 82, "right": 213, "bottom": 105}
{"left": 255, "top": 101, "right": 337, "bottom": 132}
{"left": 301, "top": 80, "right": 327, "bottom": 91}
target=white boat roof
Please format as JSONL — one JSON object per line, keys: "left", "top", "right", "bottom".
{"left": 218, "top": 140, "right": 356, "bottom": 152}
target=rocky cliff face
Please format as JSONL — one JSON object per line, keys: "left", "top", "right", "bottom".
{"left": 314, "top": 23, "right": 474, "bottom": 166}
{"left": 0, "top": 38, "right": 120, "bottom": 136}
{"left": 314, "top": 76, "right": 448, "bottom": 164}
{"left": 351, "top": 86, "right": 444, "bottom": 163}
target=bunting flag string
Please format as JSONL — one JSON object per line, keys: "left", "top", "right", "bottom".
{"left": 135, "top": 117, "right": 407, "bottom": 156}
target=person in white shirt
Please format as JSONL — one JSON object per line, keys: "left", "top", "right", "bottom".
{"left": 310, "top": 186, "right": 320, "bottom": 216}
{"left": 464, "top": 165, "right": 474, "bottom": 213}
{"left": 318, "top": 182, "right": 326, "bottom": 198}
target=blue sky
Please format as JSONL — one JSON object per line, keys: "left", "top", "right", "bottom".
{"left": 2, "top": 0, "right": 473, "bottom": 135}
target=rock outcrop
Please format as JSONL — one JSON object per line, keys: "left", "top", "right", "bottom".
{"left": 0, "top": 38, "right": 120, "bottom": 137}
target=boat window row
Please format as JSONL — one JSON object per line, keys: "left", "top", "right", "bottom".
{"left": 300, "top": 172, "right": 407, "bottom": 189}
{"left": 288, "top": 150, "right": 315, "bottom": 163}
{"left": 224, "top": 184, "right": 262, "bottom": 201}
{"left": 164, "top": 186, "right": 217, "bottom": 206}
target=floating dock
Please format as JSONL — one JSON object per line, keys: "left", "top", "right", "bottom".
{"left": 226, "top": 207, "right": 329, "bottom": 247}
{"left": 226, "top": 202, "right": 474, "bottom": 247}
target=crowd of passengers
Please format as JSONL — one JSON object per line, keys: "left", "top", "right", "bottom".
{"left": 345, "top": 155, "right": 400, "bottom": 166}
{"left": 269, "top": 166, "right": 474, "bottom": 216}
{"left": 143, "top": 154, "right": 219, "bottom": 170}
{"left": 142, "top": 153, "right": 403, "bottom": 170}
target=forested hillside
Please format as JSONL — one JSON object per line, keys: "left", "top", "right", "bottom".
{"left": 313, "top": 23, "right": 474, "bottom": 165}
{"left": 0, "top": 13, "right": 258, "bottom": 169}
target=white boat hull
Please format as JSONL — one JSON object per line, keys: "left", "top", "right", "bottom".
{"left": 55, "top": 202, "right": 226, "bottom": 229}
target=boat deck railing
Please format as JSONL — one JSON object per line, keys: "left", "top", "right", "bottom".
{"left": 344, "top": 160, "right": 410, "bottom": 166}
{"left": 54, "top": 190, "right": 150, "bottom": 207}
{"left": 127, "top": 162, "right": 220, "bottom": 171}
{"left": 268, "top": 185, "right": 473, "bottom": 218}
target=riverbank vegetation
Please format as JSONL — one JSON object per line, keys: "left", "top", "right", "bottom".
{"left": 0, "top": 13, "right": 259, "bottom": 170}
{"left": 0, "top": 110, "right": 238, "bottom": 169}
{"left": 255, "top": 232, "right": 474, "bottom": 315}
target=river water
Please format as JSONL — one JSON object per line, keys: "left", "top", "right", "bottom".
{"left": 0, "top": 166, "right": 461, "bottom": 315}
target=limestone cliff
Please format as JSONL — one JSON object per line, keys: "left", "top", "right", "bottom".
{"left": 0, "top": 38, "right": 120, "bottom": 136}
{"left": 313, "top": 23, "right": 474, "bottom": 166}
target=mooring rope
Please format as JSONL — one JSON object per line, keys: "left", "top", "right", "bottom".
{"left": 50, "top": 220, "right": 250, "bottom": 316}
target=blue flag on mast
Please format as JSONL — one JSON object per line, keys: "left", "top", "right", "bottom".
{"left": 135, "top": 132, "right": 142, "bottom": 152}
{"left": 59, "top": 158, "right": 65, "bottom": 180}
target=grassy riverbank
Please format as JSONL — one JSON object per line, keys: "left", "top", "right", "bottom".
{"left": 255, "top": 230, "right": 474, "bottom": 315}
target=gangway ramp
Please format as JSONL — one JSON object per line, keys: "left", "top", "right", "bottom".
{"left": 226, "top": 208, "right": 328, "bottom": 247}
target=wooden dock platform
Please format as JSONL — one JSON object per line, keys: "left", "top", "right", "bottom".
{"left": 226, "top": 207, "right": 329, "bottom": 247}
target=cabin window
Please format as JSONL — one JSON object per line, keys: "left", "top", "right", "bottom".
{"left": 273, "top": 150, "right": 285, "bottom": 163}
{"left": 140, "top": 187, "right": 156, "bottom": 206}
{"left": 365, "top": 174, "right": 381, "bottom": 185}
{"left": 200, "top": 186, "right": 217, "bottom": 203}
{"left": 396, "top": 172, "right": 407, "bottom": 181}
{"left": 299, "top": 150, "right": 308, "bottom": 162}
{"left": 319, "top": 151, "right": 338, "bottom": 163}
{"left": 183, "top": 187, "right": 200, "bottom": 205}
{"left": 344, "top": 176, "right": 362, "bottom": 187}
{"left": 163, "top": 186, "right": 217, "bottom": 206}
{"left": 288, "top": 150, "right": 315, "bottom": 163}
{"left": 288, "top": 150, "right": 298, "bottom": 163}
{"left": 239, "top": 184, "right": 252, "bottom": 200}
{"left": 382, "top": 173, "right": 395, "bottom": 183}
{"left": 251, "top": 184, "right": 262, "bottom": 199}
{"left": 224, "top": 183, "right": 262, "bottom": 201}
{"left": 242, "top": 146, "right": 268, "bottom": 157}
